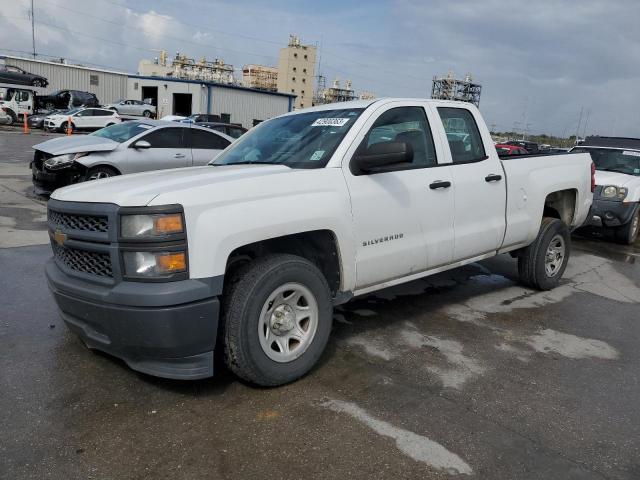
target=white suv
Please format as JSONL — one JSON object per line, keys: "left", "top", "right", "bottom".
{"left": 45, "top": 108, "right": 121, "bottom": 133}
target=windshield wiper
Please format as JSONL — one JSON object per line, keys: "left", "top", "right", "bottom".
{"left": 211, "top": 161, "right": 289, "bottom": 167}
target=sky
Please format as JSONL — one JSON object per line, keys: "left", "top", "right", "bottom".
{"left": 1, "top": 0, "right": 639, "bottom": 138}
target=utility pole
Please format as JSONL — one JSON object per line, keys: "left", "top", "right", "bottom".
{"left": 575, "top": 106, "right": 584, "bottom": 143}
{"left": 30, "top": 0, "right": 36, "bottom": 58}
{"left": 582, "top": 109, "right": 591, "bottom": 139}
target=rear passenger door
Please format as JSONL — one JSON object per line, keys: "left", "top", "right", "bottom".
{"left": 129, "top": 126, "right": 191, "bottom": 172}
{"left": 433, "top": 105, "right": 506, "bottom": 261}
{"left": 187, "top": 128, "right": 231, "bottom": 165}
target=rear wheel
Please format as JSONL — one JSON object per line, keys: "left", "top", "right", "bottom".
{"left": 86, "top": 166, "right": 118, "bottom": 181}
{"left": 222, "top": 254, "right": 333, "bottom": 386}
{"left": 615, "top": 209, "right": 640, "bottom": 245}
{"left": 45, "top": 102, "right": 55, "bottom": 110}
{"left": 518, "top": 217, "right": 570, "bottom": 290}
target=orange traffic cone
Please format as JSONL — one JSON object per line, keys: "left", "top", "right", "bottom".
{"left": 66, "top": 116, "right": 73, "bottom": 135}
{"left": 23, "top": 112, "right": 30, "bottom": 134}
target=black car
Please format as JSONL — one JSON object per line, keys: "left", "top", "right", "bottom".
{"left": 0, "top": 65, "right": 48, "bottom": 87}
{"left": 36, "top": 90, "right": 99, "bottom": 111}
{"left": 197, "top": 122, "right": 247, "bottom": 139}
{"left": 27, "top": 109, "right": 69, "bottom": 129}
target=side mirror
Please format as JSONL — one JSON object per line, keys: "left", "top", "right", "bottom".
{"left": 132, "top": 140, "right": 151, "bottom": 149}
{"left": 352, "top": 141, "right": 412, "bottom": 174}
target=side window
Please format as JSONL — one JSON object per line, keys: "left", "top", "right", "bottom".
{"left": 357, "top": 106, "right": 437, "bottom": 168}
{"left": 76, "top": 109, "right": 92, "bottom": 117}
{"left": 228, "top": 128, "right": 245, "bottom": 139}
{"left": 141, "top": 127, "right": 185, "bottom": 148}
{"left": 189, "top": 129, "right": 231, "bottom": 149}
{"left": 437, "top": 107, "right": 486, "bottom": 163}
{"left": 97, "top": 110, "right": 113, "bottom": 116}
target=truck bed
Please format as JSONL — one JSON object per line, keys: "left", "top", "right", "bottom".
{"left": 499, "top": 152, "right": 593, "bottom": 251}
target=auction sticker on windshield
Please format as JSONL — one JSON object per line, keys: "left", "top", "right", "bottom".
{"left": 311, "top": 118, "right": 350, "bottom": 127}
{"left": 623, "top": 150, "right": 640, "bottom": 157}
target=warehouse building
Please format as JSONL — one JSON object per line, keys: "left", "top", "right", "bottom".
{"left": 2, "top": 55, "right": 127, "bottom": 104}
{"left": 127, "top": 76, "right": 294, "bottom": 127}
{"left": 2, "top": 55, "right": 295, "bottom": 128}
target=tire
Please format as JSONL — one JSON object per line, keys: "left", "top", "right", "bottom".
{"left": 142, "top": 110, "right": 152, "bottom": 118}
{"left": 518, "top": 217, "right": 570, "bottom": 290}
{"left": 86, "top": 166, "right": 118, "bottom": 181}
{"left": 5, "top": 110, "right": 17, "bottom": 126}
{"left": 60, "top": 121, "right": 75, "bottom": 134}
{"left": 222, "top": 254, "right": 333, "bottom": 386}
{"left": 32, "top": 79, "right": 45, "bottom": 87}
{"left": 614, "top": 208, "right": 640, "bottom": 245}
{"left": 45, "top": 102, "right": 55, "bottom": 110}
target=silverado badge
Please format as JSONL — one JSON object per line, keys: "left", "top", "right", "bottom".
{"left": 53, "top": 229, "right": 67, "bottom": 246}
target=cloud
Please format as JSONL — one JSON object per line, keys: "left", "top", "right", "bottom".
{"left": 0, "top": 0, "right": 638, "bottom": 137}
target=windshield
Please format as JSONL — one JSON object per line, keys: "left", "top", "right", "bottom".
{"left": 91, "top": 121, "right": 155, "bottom": 143}
{"left": 572, "top": 147, "right": 640, "bottom": 176}
{"left": 212, "top": 108, "right": 364, "bottom": 168}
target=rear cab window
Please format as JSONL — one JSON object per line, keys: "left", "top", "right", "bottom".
{"left": 438, "top": 107, "right": 486, "bottom": 163}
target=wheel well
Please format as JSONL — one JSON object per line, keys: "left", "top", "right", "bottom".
{"left": 86, "top": 164, "right": 121, "bottom": 175}
{"left": 225, "top": 230, "right": 342, "bottom": 296}
{"left": 544, "top": 189, "right": 577, "bottom": 225}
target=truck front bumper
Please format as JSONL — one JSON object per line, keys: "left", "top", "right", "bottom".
{"left": 586, "top": 199, "right": 638, "bottom": 228}
{"left": 46, "top": 259, "right": 221, "bottom": 380}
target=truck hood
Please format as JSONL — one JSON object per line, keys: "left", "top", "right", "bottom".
{"left": 594, "top": 170, "right": 639, "bottom": 188}
{"left": 33, "top": 136, "right": 120, "bottom": 156}
{"left": 51, "top": 164, "right": 294, "bottom": 206}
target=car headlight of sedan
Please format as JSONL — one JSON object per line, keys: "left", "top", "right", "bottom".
{"left": 120, "top": 212, "right": 184, "bottom": 239}
{"left": 601, "top": 185, "right": 628, "bottom": 200}
{"left": 43, "top": 152, "right": 88, "bottom": 170}
{"left": 122, "top": 251, "right": 187, "bottom": 278}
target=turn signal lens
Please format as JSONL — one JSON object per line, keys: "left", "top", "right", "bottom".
{"left": 153, "top": 214, "right": 183, "bottom": 234}
{"left": 157, "top": 252, "right": 187, "bottom": 273}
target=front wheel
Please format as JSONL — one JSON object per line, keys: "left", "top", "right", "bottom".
{"left": 615, "top": 209, "right": 640, "bottom": 245}
{"left": 518, "top": 217, "right": 570, "bottom": 290}
{"left": 86, "top": 166, "right": 118, "bottom": 181}
{"left": 32, "top": 79, "right": 45, "bottom": 87}
{"left": 142, "top": 110, "right": 152, "bottom": 118}
{"left": 60, "top": 121, "right": 75, "bottom": 133}
{"left": 222, "top": 254, "right": 333, "bottom": 386}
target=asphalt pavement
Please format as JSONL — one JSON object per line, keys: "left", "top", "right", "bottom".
{"left": 1, "top": 131, "right": 639, "bottom": 480}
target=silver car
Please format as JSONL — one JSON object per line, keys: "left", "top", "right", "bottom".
{"left": 31, "top": 120, "right": 233, "bottom": 194}
{"left": 106, "top": 99, "right": 156, "bottom": 118}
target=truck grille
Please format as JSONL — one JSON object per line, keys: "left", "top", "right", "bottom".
{"left": 48, "top": 209, "right": 109, "bottom": 233}
{"left": 51, "top": 241, "right": 113, "bottom": 278}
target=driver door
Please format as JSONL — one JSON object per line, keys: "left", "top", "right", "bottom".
{"left": 128, "top": 126, "right": 191, "bottom": 173}
{"left": 342, "top": 102, "right": 455, "bottom": 290}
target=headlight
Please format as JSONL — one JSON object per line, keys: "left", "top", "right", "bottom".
{"left": 120, "top": 213, "right": 184, "bottom": 239}
{"left": 601, "top": 185, "right": 628, "bottom": 200}
{"left": 43, "top": 152, "right": 88, "bottom": 170}
{"left": 122, "top": 251, "right": 187, "bottom": 278}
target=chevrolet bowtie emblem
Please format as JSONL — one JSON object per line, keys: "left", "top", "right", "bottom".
{"left": 53, "top": 229, "right": 67, "bottom": 246}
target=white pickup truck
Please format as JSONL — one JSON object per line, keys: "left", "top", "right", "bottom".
{"left": 45, "top": 98, "right": 594, "bottom": 385}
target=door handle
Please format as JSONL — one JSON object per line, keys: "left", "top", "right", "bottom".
{"left": 174, "top": 153, "right": 186, "bottom": 159}
{"left": 485, "top": 174, "right": 502, "bottom": 182}
{"left": 429, "top": 180, "right": 451, "bottom": 190}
